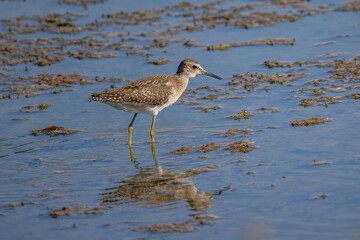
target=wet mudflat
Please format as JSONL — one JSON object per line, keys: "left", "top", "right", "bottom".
{"left": 0, "top": 0, "right": 359, "bottom": 239}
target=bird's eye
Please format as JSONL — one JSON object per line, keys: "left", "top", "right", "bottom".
{"left": 192, "top": 65, "right": 198, "bottom": 69}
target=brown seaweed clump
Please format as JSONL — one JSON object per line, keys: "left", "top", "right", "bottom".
{"left": 229, "top": 72, "right": 306, "bottom": 91}
{"left": 1, "top": 74, "right": 95, "bottom": 99}
{"left": 232, "top": 38, "right": 295, "bottom": 47}
{"left": 207, "top": 38, "right": 295, "bottom": 51}
{"left": 67, "top": 51, "right": 117, "bottom": 59}
{"left": 336, "top": 1, "right": 360, "bottom": 12}
{"left": 264, "top": 59, "right": 326, "bottom": 69}
{"left": 169, "top": 140, "right": 259, "bottom": 155}
{"left": 264, "top": 60, "right": 312, "bottom": 69}
{"left": 2, "top": 12, "right": 86, "bottom": 35}
{"left": 291, "top": 117, "right": 332, "bottom": 127}
{"left": 329, "top": 57, "right": 360, "bottom": 81}
{"left": 168, "top": 142, "right": 219, "bottom": 154}
{"left": 168, "top": 146, "right": 194, "bottom": 154}
{"left": 224, "top": 140, "right": 257, "bottom": 153}
{"left": 228, "top": 110, "right": 250, "bottom": 121}
{"left": 344, "top": 91, "right": 360, "bottom": 100}
{"left": 197, "top": 142, "right": 219, "bottom": 153}
{"left": 218, "top": 128, "right": 252, "bottom": 137}
{"left": 290, "top": 57, "right": 359, "bottom": 106}
{"left": 207, "top": 43, "right": 231, "bottom": 51}
{"left": 300, "top": 96, "right": 342, "bottom": 107}
{"left": 148, "top": 58, "right": 169, "bottom": 65}
{"left": 31, "top": 126, "right": 79, "bottom": 136}
{"left": 318, "top": 52, "right": 348, "bottom": 59}
{"left": 193, "top": 105, "right": 222, "bottom": 113}
{"left": 36, "top": 74, "right": 93, "bottom": 86}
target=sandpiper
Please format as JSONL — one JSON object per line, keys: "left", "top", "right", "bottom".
{"left": 91, "top": 59, "right": 221, "bottom": 144}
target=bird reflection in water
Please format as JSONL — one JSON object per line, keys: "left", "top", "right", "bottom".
{"left": 100, "top": 155, "right": 227, "bottom": 232}
{"left": 101, "top": 165, "right": 218, "bottom": 211}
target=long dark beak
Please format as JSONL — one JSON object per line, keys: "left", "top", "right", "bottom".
{"left": 202, "top": 70, "right": 222, "bottom": 80}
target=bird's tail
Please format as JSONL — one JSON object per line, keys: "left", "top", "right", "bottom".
{"left": 89, "top": 93, "right": 102, "bottom": 102}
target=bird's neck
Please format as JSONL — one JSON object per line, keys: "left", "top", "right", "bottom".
{"left": 173, "top": 73, "right": 191, "bottom": 93}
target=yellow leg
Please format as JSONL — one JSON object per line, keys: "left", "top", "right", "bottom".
{"left": 150, "top": 115, "right": 156, "bottom": 143}
{"left": 129, "top": 142, "right": 135, "bottom": 162}
{"left": 128, "top": 127, "right": 133, "bottom": 144}
{"left": 128, "top": 113, "right": 137, "bottom": 144}
{"left": 150, "top": 115, "right": 158, "bottom": 167}
{"left": 151, "top": 141, "right": 159, "bottom": 168}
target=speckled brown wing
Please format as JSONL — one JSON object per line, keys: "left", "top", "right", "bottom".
{"left": 91, "top": 75, "right": 175, "bottom": 105}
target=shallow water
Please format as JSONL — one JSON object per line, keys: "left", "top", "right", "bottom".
{"left": 1, "top": 0, "right": 360, "bottom": 239}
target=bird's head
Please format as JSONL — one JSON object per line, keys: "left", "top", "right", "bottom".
{"left": 176, "top": 59, "right": 222, "bottom": 80}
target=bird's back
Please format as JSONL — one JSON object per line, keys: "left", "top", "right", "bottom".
{"left": 92, "top": 75, "right": 175, "bottom": 104}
